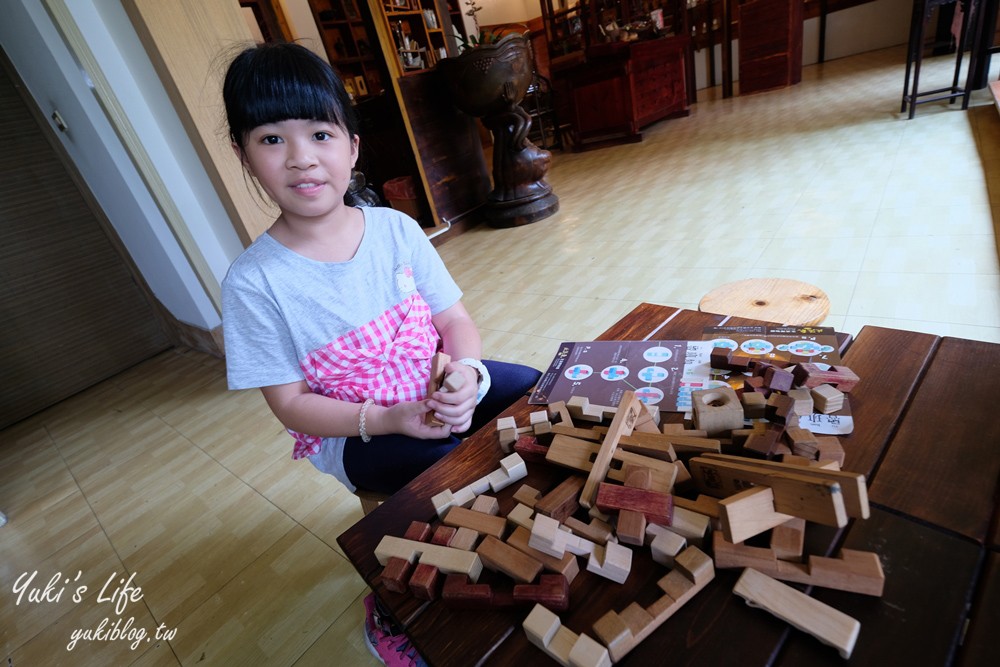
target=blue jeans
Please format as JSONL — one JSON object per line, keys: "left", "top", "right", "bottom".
{"left": 342, "top": 360, "right": 542, "bottom": 494}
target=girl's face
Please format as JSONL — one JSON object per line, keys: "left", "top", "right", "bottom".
{"left": 238, "top": 118, "right": 359, "bottom": 224}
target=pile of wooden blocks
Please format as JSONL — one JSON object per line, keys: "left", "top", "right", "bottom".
{"left": 372, "top": 354, "right": 881, "bottom": 663}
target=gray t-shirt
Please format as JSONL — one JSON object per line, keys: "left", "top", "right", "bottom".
{"left": 221, "top": 206, "right": 462, "bottom": 489}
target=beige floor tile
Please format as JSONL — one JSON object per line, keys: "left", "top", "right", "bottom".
{"left": 861, "top": 234, "right": 1000, "bottom": 274}
{"left": 848, "top": 271, "right": 1000, "bottom": 327}
{"left": 171, "top": 526, "right": 365, "bottom": 666}
{"left": 293, "top": 590, "right": 380, "bottom": 667}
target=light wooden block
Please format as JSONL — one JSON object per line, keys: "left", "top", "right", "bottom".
{"left": 524, "top": 604, "right": 611, "bottom": 667}
{"left": 733, "top": 567, "right": 860, "bottom": 659}
{"left": 450, "top": 526, "right": 480, "bottom": 551}
{"left": 690, "top": 386, "right": 745, "bottom": 435}
{"left": 443, "top": 505, "right": 507, "bottom": 538}
{"left": 425, "top": 352, "right": 450, "bottom": 425}
{"left": 718, "top": 486, "right": 795, "bottom": 544}
{"left": 375, "top": 535, "right": 483, "bottom": 582}
{"left": 586, "top": 542, "right": 632, "bottom": 584}
{"left": 471, "top": 494, "right": 500, "bottom": 516}
{"left": 477, "top": 535, "right": 544, "bottom": 583}
{"left": 580, "top": 391, "right": 642, "bottom": 508}
{"left": 507, "top": 526, "right": 580, "bottom": 584}
{"left": 507, "top": 503, "right": 536, "bottom": 531}
{"left": 646, "top": 523, "right": 687, "bottom": 566}
{"left": 513, "top": 484, "right": 542, "bottom": 508}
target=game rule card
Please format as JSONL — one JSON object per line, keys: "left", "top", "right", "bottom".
{"left": 529, "top": 340, "right": 715, "bottom": 414}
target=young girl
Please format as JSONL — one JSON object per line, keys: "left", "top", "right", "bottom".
{"left": 220, "top": 41, "right": 540, "bottom": 665}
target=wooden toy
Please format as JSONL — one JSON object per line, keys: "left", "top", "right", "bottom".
{"left": 546, "top": 434, "right": 677, "bottom": 494}
{"left": 713, "top": 533, "right": 885, "bottom": 596}
{"left": 477, "top": 535, "right": 544, "bottom": 583}
{"left": 409, "top": 562, "right": 441, "bottom": 600}
{"left": 507, "top": 503, "right": 536, "bottom": 532}
{"left": 688, "top": 455, "right": 849, "bottom": 527}
{"left": 763, "top": 365, "right": 794, "bottom": 392}
{"left": 645, "top": 523, "right": 686, "bottom": 566}
{"left": 787, "top": 387, "right": 814, "bottom": 415}
{"left": 507, "top": 526, "right": 581, "bottom": 583}
{"left": 563, "top": 515, "right": 614, "bottom": 545}
{"left": 792, "top": 363, "right": 860, "bottom": 392}
{"left": 690, "top": 386, "right": 745, "bottom": 435}
{"left": 594, "top": 482, "right": 673, "bottom": 527}
{"left": 815, "top": 436, "right": 845, "bottom": 466}
{"left": 514, "top": 434, "right": 550, "bottom": 463}
{"left": 513, "top": 574, "right": 570, "bottom": 612}
{"left": 524, "top": 603, "right": 612, "bottom": 667}
{"left": 382, "top": 520, "right": 433, "bottom": 592}
{"left": 592, "top": 546, "right": 715, "bottom": 662}
{"left": 442, "top": 573, "right": 493, "bottom": 609}
{"left": 374, "top": 534, "right": 483, "bottom": 582}
{"left": 733, "top": 567, "right": 860, "bottom": 659}
{"left": 535, "top": 475, "right": 585, "bottom": 522}
{"left": 769, "top": 517, "right": 806, "bottom": 561}
{"left": 741, "top": 391, "right": 767, "bottom": 419}
{"left": 580, "top": 390, "right": 642, "bottom": 508}
{"left": 586, "top": 541, "right": 633, "bottom": 584}
{"left": 513, "top": 483, "right": 542, "bottom": 508}
{"left": 718, "top": 486, "right": 794, "bottom": 544}
{"left": 425, "top": 352, "right": 450, "bottom": 425}
{"left": 810, "top": 383, "right": 845, "bottom": 413}
{"left": 442, "top": 505, "right": 507, "bottom": 538}
{"left": 785, "top": 426, "right": 819, "bottom": 457}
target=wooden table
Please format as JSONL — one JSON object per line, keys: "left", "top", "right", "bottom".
{"left": 337, "top": 303, "right": 1000, "bottom": 666}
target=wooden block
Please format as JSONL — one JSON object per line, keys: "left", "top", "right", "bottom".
{"left": 513, "top": 574, "right": 570, "bottom": 612}
{"left": 633, "top": 402, "right": 661, "bottom": 433}
{"left": 534, "top": 421, "right": 553, "bottom": 436}
{"left": 425, "top": 352, "right": 451, "bottom": 425}
{"left": 690, "top": 386, "right": 745, "bottom": 436}
{"left": 546, "top": 434, "right": 677, "bottom": 493}
{"left": 786, "top": 427, "right": 819, "bottom": 458}
{"left": 403, "top": 520, "right": 433, "bottom": 543}
{"left": 497, "top": 416, "right": 518, "bottom": 431}
{"left": 646, "top": 523, "right": 687, "bottom": 566}
{"left": 743, "top": 426, "right": 782, "bottom": 458}
{"left": 442, "top": 370, "right": 466, "bottom": 393}
{"left": 550, "top": 423, "right": 603, "bottom": 441}
{"left": 733, "top": 568, "right": 861, "bottom": 659}
{"left": 375, "top": 535, "right": 483, "bottom": 582}
{"left": 699, "top": 453, "right": 869, "bottom": 520}
{"left": 592, "top": 546, "right": 715, "bottom": 662}
{"left": 514, "top": 434, "right": 549, "bottom": 463}
{"left": 671, "top": 494, "right": 721, "bottom": 520}
{"left": 741, "top": 391, "right": 767, "bottom": 419}
{"left": 769, "top": 517, "right": 806, "bottom": 561}
{"left": 431, "top": 525, "right": 457, "bottom": 546}
{"left": 477, "top": 535, "right": 544, "bottom": 583}
{"left": 488, "top": 452, "right": 528, "bottom": 492}
{"left": 718, "top": 486, "right": 795, "bottom": 544}
{"left": 613, "top": 432, "right": 678, "bottom": 461}
{"left": 470, "top": 494, "right": 500, "bottom": 516}
{"left": 507, "top": 526, "right": 580, "bottom": 584}
{"left": 667, "top": 506, "right": 711, "bottom": 543}
{"left": 615, "top": 508, "right": 647, "bottom": 547}
{"left": 793, "top": 364, "right": 860, "bottom": 392}
{"left": 432, "top": 489, "right": 456, "bottom": 518}
{"left": 442, "top": 573, "right": 493, "bottom": 609}
{"left": 765, "top": 393, "right": 798, "bottom": 425}
{"left": 763, "top": 365, "right": 795, "bottom": 392}
{"left": 535, "top": 475, "right": 585, "bottom": 522}
{"left": 513, "top": 484, "right": 542, "bottom": 508}
{"left": 530, "top": 410, "right": 550, "bottom": 426}
{"left": 524, "top": 604, "right": 612, "bottom": 667}
{"left": 581, "top": 390, "right": 641, "bottom": 508}
{"left": 787, "top": 388, "right": 813, "bottom": 415}
{"left": 499, "top": 427, "right": 518, "bottom": 452}
{"left": 443, "top": 505, "right": 507, "bottom": 538}
{"left": 380, "top": 556, "right": 413, "bottom": 593}
{"left": 595, "top": 482, "right": 673, "bottom": 526}
{"left": 810, "top": 383, "right": 845, "bottom": 413}
{"left": 688, "top": 456, "right": 849, "bottom": 527}
{"left": 450, "top": 527, "right": 480, "bottom": 551}
{"left": 660, "top": 424, "right": 708, "bottom": 437}
{"left": 815, "top": 436, "right": 845, "bottom": 466}
{"left": 586, "top": 542, "right": 633, "bottom": 584}
{"left": 564, "top": 515, "right": 614, "bottom": 545}
{"left": 507, "top": 503, "right": 536, "bottom": 532}
{"left": 408, "top": 562, "right": 441, "bottom": 600}
{"left": 548, "top": 400, "right": 573, "bottom": 425}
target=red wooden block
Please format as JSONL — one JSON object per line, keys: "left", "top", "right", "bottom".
{"left": 763, "top": 366, "right": 794, "bottom": 392}
{"left": 765, "top": 393, "right": 797, "bottom": 425}
{"left": 513, "top": 574, "right": 570, "bottom": 612}
{"left": 441, "top": 574, "right": 494, "bottom": 609}
{"left": 380, "top": 557, "right": 413, "bottom": 593}
{"left": 431, "top": 525, "right": 457, "bottom": 546}
{"left": 513, "top": 434, "right": 549, "bottom": 463}
{"left": 792, "top": 363, "right": 860, "bottom": 392}
{"left": 403, "top": 520, "right": 433, "bottom": 543}
{"left": 595, "top": 482, "right": 673, "bottom": 526}
{"left": 409, "top": 563, "right": 441, "bottom": 600}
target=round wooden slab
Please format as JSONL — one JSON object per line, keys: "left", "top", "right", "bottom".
{"left": 699, "top": 278, "right": 830, "bottom": 326}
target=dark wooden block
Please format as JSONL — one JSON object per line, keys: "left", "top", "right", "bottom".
{"left": 409, "top": 563, "right": 441, "bottom": 600}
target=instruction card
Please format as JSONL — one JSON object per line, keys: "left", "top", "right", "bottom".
{"left": 529, "top": 340, "right": 716, "bottom": 414}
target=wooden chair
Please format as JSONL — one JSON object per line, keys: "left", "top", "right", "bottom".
{"left": 356, "top": 488, "right": 389, "bottom": 516}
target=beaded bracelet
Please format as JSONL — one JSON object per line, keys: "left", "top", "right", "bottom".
{"left": 358, "top": 398, "right": 375, "bottom": 443}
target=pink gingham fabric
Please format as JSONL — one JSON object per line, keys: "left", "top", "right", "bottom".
{"left": 289, "top": 293, "right": 440, "bottom": 458}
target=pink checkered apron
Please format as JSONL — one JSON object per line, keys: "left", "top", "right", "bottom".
{"left": 289, "top": 293, "right": 440, "bottom": 458}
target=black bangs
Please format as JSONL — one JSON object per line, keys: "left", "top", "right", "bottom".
{"left": 223, "top": 42, "right": 358, "bottom": 149}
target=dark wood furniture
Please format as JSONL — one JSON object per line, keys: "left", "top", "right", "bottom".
{"left": 737, "top": 0, "right": 803, "bottom": 95}
{"left": 338, "top": 303, "right": 1000, "bottom": 666}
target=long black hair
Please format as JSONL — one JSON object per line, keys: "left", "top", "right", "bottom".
{"left": 223, "top": 42, "right": 358, "bottom": 152}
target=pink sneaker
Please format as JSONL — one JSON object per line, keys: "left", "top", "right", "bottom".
{"left": 363, "top": 593, "right": 427, "bottom": 667}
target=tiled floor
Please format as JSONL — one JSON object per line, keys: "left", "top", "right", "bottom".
{"left": 440, "top": 45, "right": 1000, "bottom": 372}
{"left": 2, "top": 45, "right": 999, "bottom": 666}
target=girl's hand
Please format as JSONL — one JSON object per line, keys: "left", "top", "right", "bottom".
{"left": 378, "top": 400, "right": 455, "bottom": 439}
{"left": 425, "top": 361, "right": 479, "bottom": 433}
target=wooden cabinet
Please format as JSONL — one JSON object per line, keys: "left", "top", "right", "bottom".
{"left": 309, "top": 0, "right": 385, "bottom": 98}
{"left": 737, "top": 0, "right": 803, "bottom": 95}
{"left": 542, "top": 0, "right": 692, "bottom": 149}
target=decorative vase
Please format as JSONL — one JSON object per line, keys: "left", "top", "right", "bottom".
{"left": 438, "top": 33, "right": 559, "bottom": 227}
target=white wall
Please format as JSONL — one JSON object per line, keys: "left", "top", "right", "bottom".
{"left": 1, "top": 0, "right": 243, "bottom": 331}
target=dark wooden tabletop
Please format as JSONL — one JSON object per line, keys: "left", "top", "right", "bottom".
{"left": 337, "top": 303, "right": 1000, "bottom": 666}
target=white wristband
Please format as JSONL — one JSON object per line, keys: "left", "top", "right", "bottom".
{"left": 456, "top": 358, "right": 490, "bottom": 404}
{"left": 358, "top": 398, "right": 375, "bottom": 443}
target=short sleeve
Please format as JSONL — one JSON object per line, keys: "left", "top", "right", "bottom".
{"left": 401, "top": 215, "right": 462, "bottom": 314}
